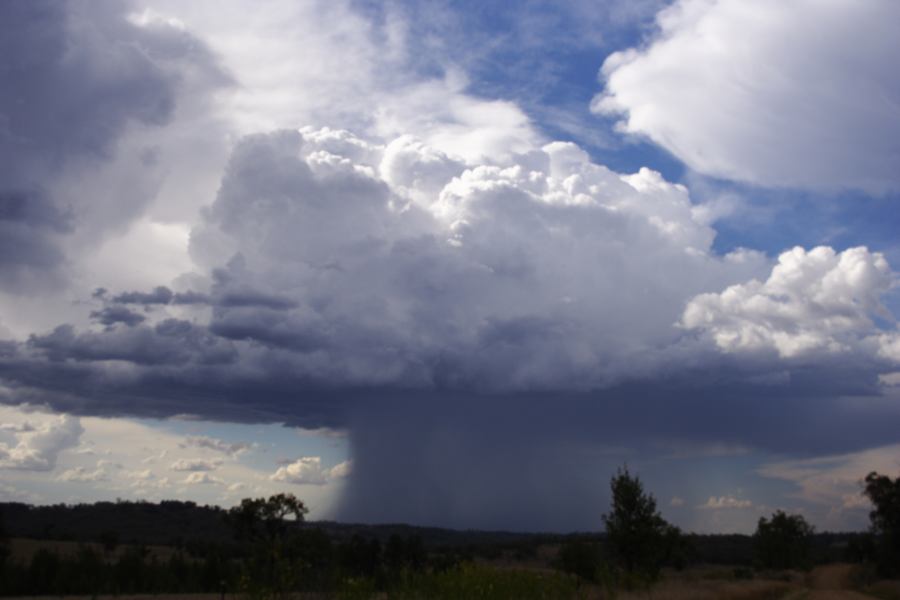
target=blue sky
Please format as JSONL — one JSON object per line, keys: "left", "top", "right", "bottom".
{"left": 1, "top": 0, "right": 899, "bottom": 534}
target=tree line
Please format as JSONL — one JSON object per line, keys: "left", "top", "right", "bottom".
{"left": 0, "top": 469, "right": 897, "bottom": 596}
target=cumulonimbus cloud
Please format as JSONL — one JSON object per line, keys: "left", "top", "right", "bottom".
{"left": 0, "top": 127, "right": 898, "bottom": 434}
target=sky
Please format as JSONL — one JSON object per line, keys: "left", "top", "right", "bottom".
{"left": 1, "top": 0, "right": 899, "bottom": 534}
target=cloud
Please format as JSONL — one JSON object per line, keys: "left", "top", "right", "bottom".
{"left": 0, "top": 0, "right": 226, "bottom": 290}
{"left": 0, "top": 127, "right": 796, "bottom": 426}
{"left": 699, "top": 495, "right": 753, "bottom": 510}
{"left": 595, "top": 0, "right": 900, "bottom": 192}
{"left": 670, "top": 496, "right": 685, "bottom": 507}
{"left": 113, "top": 286, "right": 174, "bottom": 305}
{"left": 0, "top": 421, "right": 36, "bottom": 433}
{"left": 0, "top": 414, "right": 83, "bottom": 471}
{"left": 183, "top": 471, "right": 222, "bottom": 485}
{"left": 59, "top": 466, "right": 109, "bottom": 482}
{"left": 271, "top": 457, "right": 351, "bottom": 486}
{"left": 180, "top": 435, "right": 253, "bottom": 457}
{"left": 0, "top": 121, "right": 898, "bottom": 529}
{"left": 90, "top": 306, "right": 146, "bottom": 328}
{"left": 125, "top": 469, "right": 156, "bottom": 481}
{"left": 758, "top": 443, "right": 900, "bottom": 527}
{"left": 681, "top": 246, "right": 899, "bottom": 359}
{"left": 170, "top": 458, "right": 223, "bottom": 472}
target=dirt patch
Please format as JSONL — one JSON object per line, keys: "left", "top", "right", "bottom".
{"left": 805, "top": 564, "right": 876, "bottom": 600}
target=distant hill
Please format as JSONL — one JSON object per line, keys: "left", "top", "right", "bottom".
{"left": 0, "top": 500, "right": 554, "bottom": 549}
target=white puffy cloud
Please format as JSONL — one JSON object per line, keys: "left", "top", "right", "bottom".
{"left": 125, "top": 469, "right": 156, "bottom": 481}
{"left": 170, "top": 458, "right": 223, "bottom": 472}
{"left": 58, "top": 466, "right": 109, "bottom": 483}
{"left": 0, "top": 414, "right": 83, "bottom": 471}
{"left": 183, "top": 471, "right": 223, "bottom": 485}
{"left": 681, "top": 246, "right": 898, "bottom": 359}
{"left": 271, "top": 457, "right": 351, "bottom": 485}
{"left": 595, "top": 0, "right": 900, "bottom": 192}
{"left": 180, "top": 435, "right": 253, "bottom": 457}
{"left": 699, "top": 495, "right": 753, "bottom": 510}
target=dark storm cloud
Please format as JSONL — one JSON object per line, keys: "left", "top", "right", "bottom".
{"left": 108, "top": 285, "right": 295, "bottom": 309}
{"left": 113, "top": 286, "right": 174, "bottom": 305}
{"left": 337, "top": 380, "right": 900, "bottom": 530}
{"left": 208, "top": 310, "right": 326, "bottom": 351}
{"left": 217, "top": 291, "right": 299, "bottom": 310}
{"left": 0, "top": 0, "right": 225, "bottom": 289}
{"left": 172, "top": 291, "right": 212, "bottom": 305}
{"left": 3, "top": 127, "right": 899, "bottom": 439}
{"left": 90, "top": 305, "right": 146, "bottom": 328}
{"left": 1, "top": 121, "right": 899, "bottom": 529}
{"left": 26, "top": 318, "right": 238, "bottom": 368}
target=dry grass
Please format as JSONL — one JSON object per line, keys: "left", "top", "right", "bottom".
{"left": 7, "top": 537, "right": 183, "bottom": 564}
{"left": 866, "top": 580, "right": 900, "bottom": 600}
{"left": 605, "top": 579, "right": 796, "bottom": 600}
{"left": 0, "top": 596, "right": 227, "bottom": 600}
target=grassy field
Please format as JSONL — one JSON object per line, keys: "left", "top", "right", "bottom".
{"left": 5, "top": 538, "right": 896, "bottom": 599}
{"left": 7, "top": 538, "right": 181, "bottom": 564}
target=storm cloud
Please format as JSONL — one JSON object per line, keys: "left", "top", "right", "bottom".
{"left": 0, "top": 0, "right": 225, "bottom": 290}
{"left": 1, "top": 130, "right": 898, "bottom": 486}
{"left": 1, "top": 0, "right": 899, "bottom": 529}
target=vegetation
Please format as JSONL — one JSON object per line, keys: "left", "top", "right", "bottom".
{"left": 864, "top": 471, "right": 900, "bottom": 577}
{"left": 1, "top": 470, "right": 898, "bottom": 598}
{"left": 602, "top": 465, "right": 683, "bottom": 585}
{"left": 752, "top": 510, "right": 814, "bottom": 570}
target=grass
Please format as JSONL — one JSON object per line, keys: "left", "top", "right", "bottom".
{"left": 331, "top": 564, "right": 801, "bottom": 600}
{"left": 7, "top": 537, "right": 181, "bottom": 564}
{"left": 866, "top": 580, "right": 900, "bottom": 600}
{"left": 347, "top": 564, "right": 585, "bottom": 599}
{"left": 611, "top": 579, "right": 796, "bottom": 600}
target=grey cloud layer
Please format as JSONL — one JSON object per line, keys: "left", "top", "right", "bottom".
{"left": 0, "top": 0, "right": 225, "bottom": 290}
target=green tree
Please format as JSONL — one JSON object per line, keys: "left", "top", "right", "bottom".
{"left": 753, "top": 510, "right": 813, "bottom": 570}
{"left": 602, "top": 465, "right": 672, "bottom": 583}
{"left": 228, "top": 493, "right": 309, "bottom": 599}
{"left": 228, "top": 493, "right": 308, "bottom": 544}
{"left": 863, "top": 471, "right": 900, "bottom": 577}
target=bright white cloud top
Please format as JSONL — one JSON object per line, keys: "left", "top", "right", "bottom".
{"left": 596, "top": 0, "right": 900, "bottom": 192}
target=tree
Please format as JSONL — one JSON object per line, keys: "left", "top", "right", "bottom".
{"left": 227, "top": 494, "right": 309, "bottom": 599}
{"left": 602, "top": 465, "right": 672, "bottom": 582}
{"left": 753, "top": 510, "right": 813, "bottom": 570}
{"left": 863, "top": 471, "right": 900, "bottom": 577}
{"left": 228, "top": 493, "right": 308, "bottom": 544}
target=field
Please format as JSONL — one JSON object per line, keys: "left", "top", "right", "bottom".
{"left": 0, "top": 564, "right": 895, "bottom": 599}
{"left": 7, "top": 538, "right": 181, "bottom": 564}
{"left": 3, "top": 533, "right": 897, "bottom": 599}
